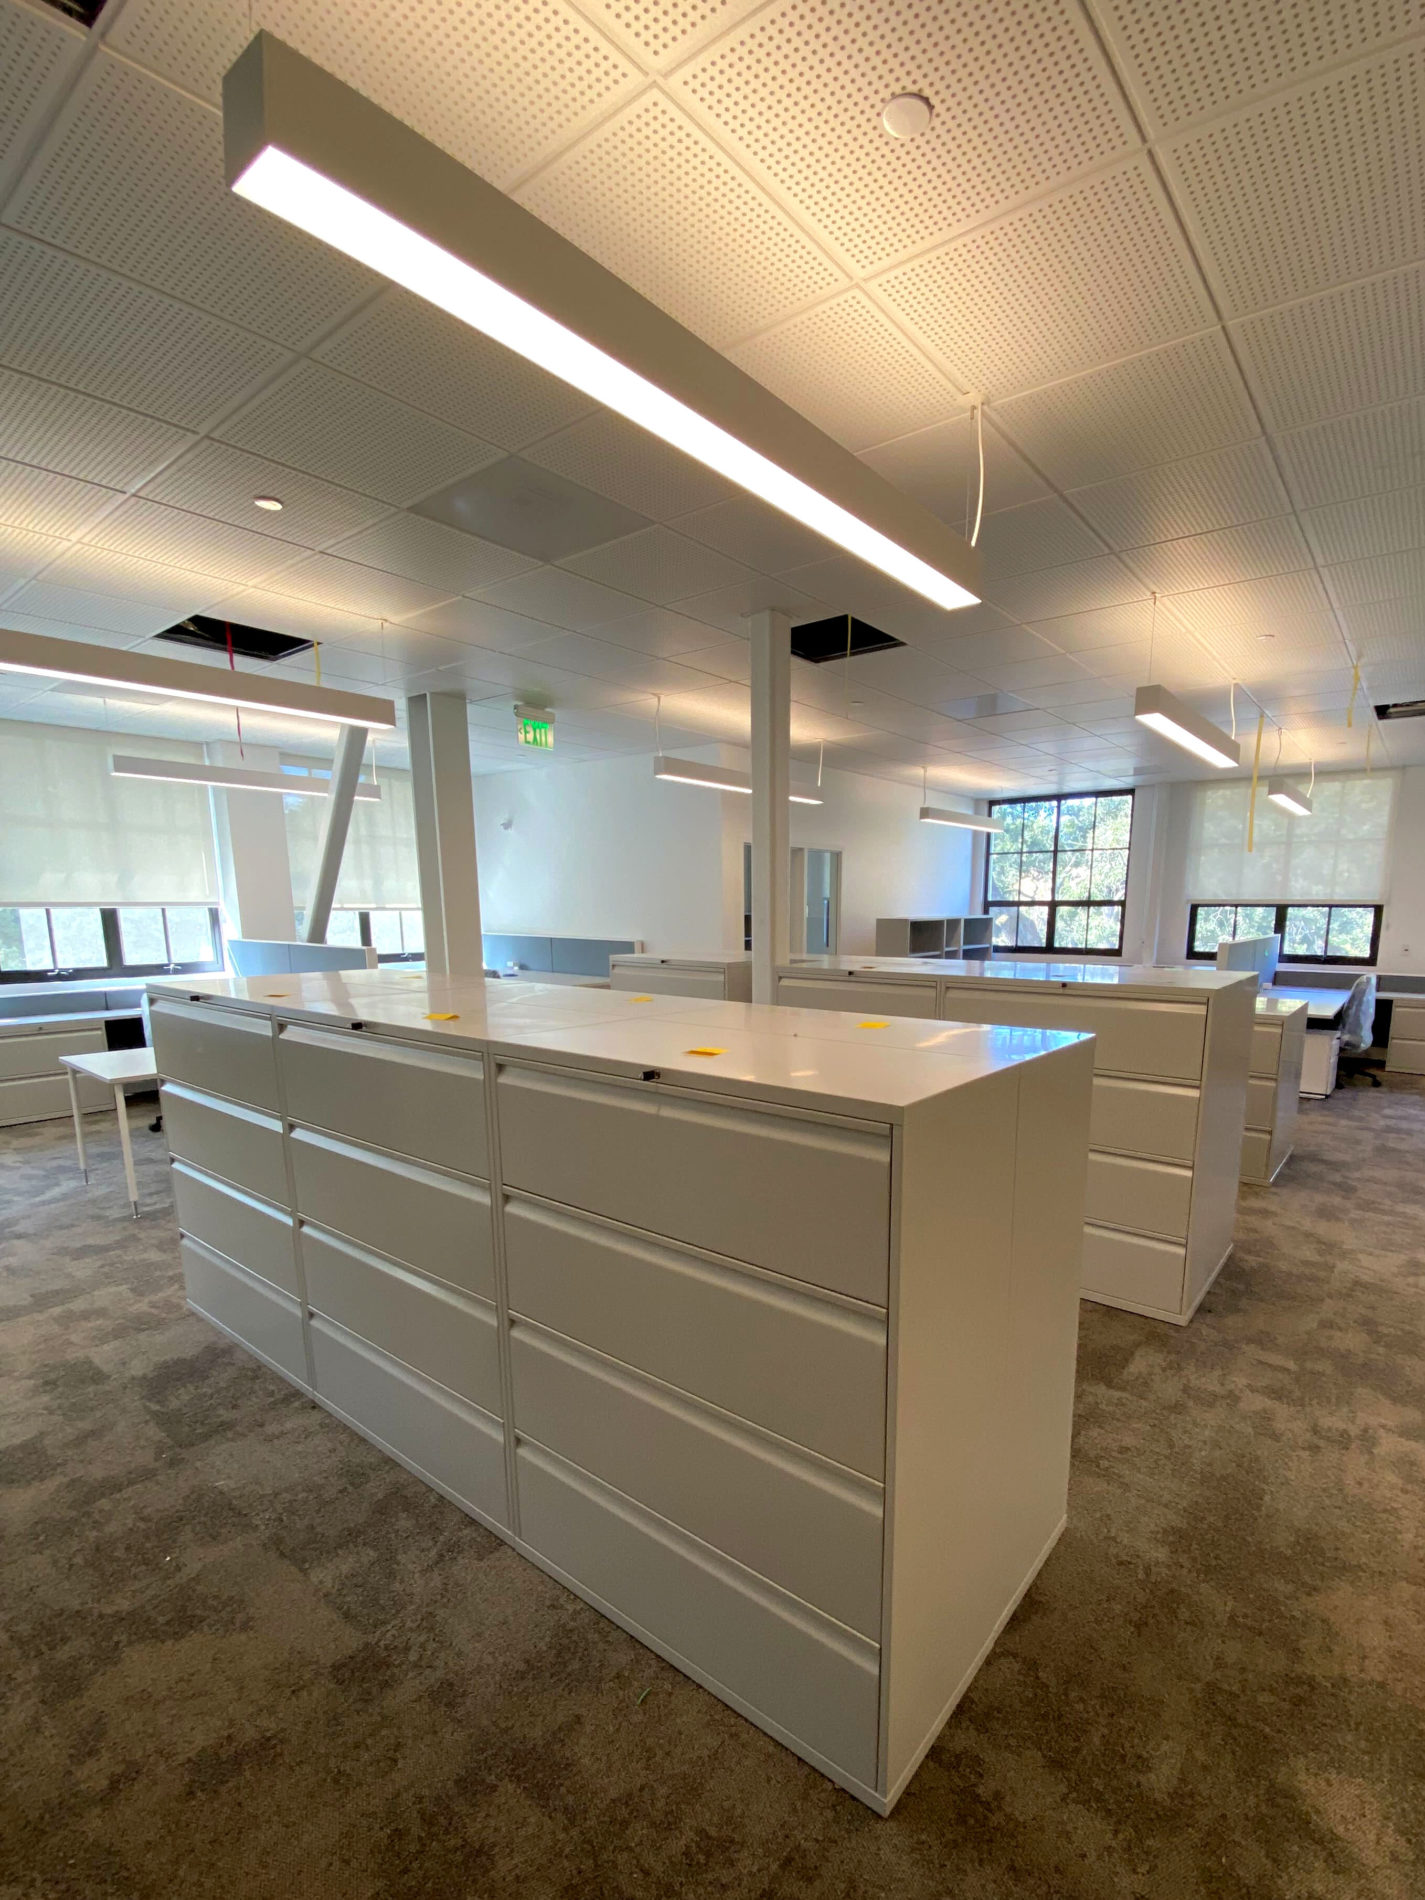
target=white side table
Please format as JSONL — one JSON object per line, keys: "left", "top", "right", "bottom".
{"left": 60, "top": 1049, "right": 159, "bottom": 1218}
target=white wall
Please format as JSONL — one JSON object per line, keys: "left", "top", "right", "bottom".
{"left": 471, "top": 749, "right": 975, "bottom": 955}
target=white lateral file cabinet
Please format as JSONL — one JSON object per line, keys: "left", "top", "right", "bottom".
{"left": 777, "top": 957, "right": 1256, "bottom": 1326}
{"left": 609, "top": 952, "right": 753, "bottom": 1001}
{"left": 148, "top": 971, "right": 1093, "bottom": 1814}
{"left": 1243, "top": 997, "right": 1308, "bottom": 1184}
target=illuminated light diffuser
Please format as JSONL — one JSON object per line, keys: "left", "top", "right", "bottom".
{"left": 1266, "top": 777, "right": 1312, "bottom": 817}
{"left": 0, "top": 626, "right": 396, "bottom": 729}
{"left": 1133, "top": 683, "right": 1239, "bottom": 770}
{"left": 222, "top": 35, "right": 980, "bottom": 616}
{"left": 918, "top": 805, "right": 1003, "bottom": 833}
{"left": 654, "top": 755, "right": 823, "bottom": 805}
{"left": 111, "top": 754, "right": 382, "bottom": 799}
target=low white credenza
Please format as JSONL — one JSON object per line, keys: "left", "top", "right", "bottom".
{"left": 609, "top": 952, "right": 753, "bottom": 1001}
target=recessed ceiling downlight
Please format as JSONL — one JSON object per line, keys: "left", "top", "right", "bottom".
{"left": 881, "top": 93, "right": 934, "bottom": 140}
{"left": 253, "top": 495, "right": 284, "bottom": 511}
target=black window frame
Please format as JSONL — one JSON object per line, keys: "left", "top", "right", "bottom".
{"left": 984, "top": 789, "right": 1135, "bottom": 958}
{"left": 1185, "top": 902, "right": 1383, "bottom": 967}
{"left": 0, "top": 904, "right": 225, "bottom": 984}
{"left": 300, "top": 907, "right": 425, "bottom": 965}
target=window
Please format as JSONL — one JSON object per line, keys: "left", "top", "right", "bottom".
{"left": 1187, "top": 902, "right": 1382, "bottom": 966}
{"left": 985, "top": 792, "right": 1133, "bottom": 954}
{"left": 283, "top": 760, "right": 419, "bottom": 912}
{"left": 0, "top": 905, "right": 224, "bottom": 983}
{"left": 1183, "top": 772, "right": 1395, "bottom": 904}
{"left": 295, "top": 908, "right": 426, "bottom": 964}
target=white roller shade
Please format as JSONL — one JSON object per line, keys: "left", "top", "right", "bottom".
{"left": 283, "top": 759, "right": 419, "bottom": 909}
{"left": 1185, "top": 771, "right": 1397, "bottom": 903}
{"left": 0, "top": 718, "right": 219, "bottom": 903}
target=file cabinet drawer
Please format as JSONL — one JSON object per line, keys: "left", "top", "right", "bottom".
{"left": 151, "top": 1000, "right": 278, "bottom": 1110}
{"left": 181, "top": 1237, "right": 306, "bottom": 1386}
{"left": 0, "top": 1024, "right": 105, "bottom": 1081}
{"left": 1089, "top": 1077, "right": 1198, "bottom": 1163}
{"left": 0, "top": 1073, "right": 107, "bottom": 1125}
{"left": 1250, "top": 1023, "right": 1283, "bottom": 1077}
{"left": 511, "top": 1323, "right": 883, "bottom": 1639}
{"left": 1081, "top": 1223, "right": 1187, "bottom": 1317}
{"left": 171, "top": 1161, "right": 298, "bottom": 1296}
{"left": 162, "top": 1083, "right": 287, "bottom": 1205}
{"left": 1245, "top": 1075, "right": 1277, "bottom": 1131}
{"left": 498, "top": 1065, "right": 890, "bottom": 1304}
{"left": 303, "top": 1226, "right": 501, "bottom": 1415}
{"left": 310, "top": 1315, "right": 507, "bottom": 1527}
{"left": 1240, "top": 1129, "right": 1273, "bottom": 1181}
{"left": 290, "top": 1128, "right": 495, "bottom": 1300}
{"left": 504, "top": 1197, "right": 886, "bottom": 1479}
{"left": 1085, "top": 1151, "right": 1192, "bottom": 1241}
{"left": 517, "top": 1443, "right": 880, "bottom": 1790}
{"left": 938, "top": 990, "right": 1206, "bottom": 1082}
{"left": 279, "top": 1025, "right": 487, "bottom": 1179}
{"left": 611, "top": 966, "right": 726, "bottom": 999}
{"left": 775, "top": 976, "right": 938, "bottom": 1018}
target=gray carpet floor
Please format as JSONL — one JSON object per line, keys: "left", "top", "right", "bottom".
{"left": 2, "top": 1086, "right": 1423, "bottom": 1899}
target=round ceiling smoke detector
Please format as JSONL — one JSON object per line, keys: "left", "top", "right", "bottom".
{"left": 881, "top": 93, "right": 933, "bottom": 140}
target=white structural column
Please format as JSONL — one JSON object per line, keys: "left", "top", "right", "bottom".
{"left": 206, "top": 742, "right": 297, "bottom": 941}
{"left": 408, "top": 692, "right": 484, "bottom": 977}
{"left": 303, "top": 724, "right": 367, "bottom": 943}
{"left": 750, "top": 608, "right": 791, "bottom": 1004}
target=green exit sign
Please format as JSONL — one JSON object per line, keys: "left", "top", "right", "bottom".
{"left": 515, "top": 704, "right": 554, "bottom": 750}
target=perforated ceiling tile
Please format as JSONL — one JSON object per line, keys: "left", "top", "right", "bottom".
{"left": 1276, "top": 395, "right": 1425, "bottom": 508}
{"left": 1231, "top": 264, "right": 1425, "bottom": 433}
{"left": 0, "top": 457, "right": 121, "bottom": 540}
{"left": 975, "top": 497, "right": 1107, "bottom": 584}
{"left": 525, "top": 410, "right": 737, "bottom": 518}
{"left": 0, "top": 367, "right": 193, "bottom": 489}
{"left": 1066, "top": 438, "right": 1290, "bottom": 548}
{"left": 989, "top": 555, "right": 1145, "bottom": 623}
{"left": 1339, "top": 596, "right": 1425, "bottom": 658}
{"left": 1321, "top": 547, "right": 1425, "bottom": 607}
{"left": 1301, "top": 487, "right": 1425, "bottom": 564}
{"left": 101, "top": 0, "right": 250, "bottom": 105}
{"left": 1167, "top": 569, "right": 1342, "bottom": 649}
{"left": 207, "top": 585, "right": 405, "bottom": 646}
{"left": 0, "top": 0, "right": 83, "bottom": 179}
{"left": 329, "top": 513, "right": 540, "bottom": 596}
{"left": 1125, "top": 517, "right": 1315, "bottom": 596}
{"left": 670, "top": 572, "right": 833, "bottom": 637}
{"left": 407, "top": 596, "right": 583, "bottom": 653}
{"left": 472, "top": 563, "right": 650, "bottom": 632}
{"left": 4, "top": 581, "right": 206, "bottom": 638}
{"left": 858, "top": 412, "right": 1050, "bottom": 519}
{"left": 521, "top": 91, "right": 843, "bottom": 348}
{"left": 513, "top": 629, "right": 731, "bottom": 695}
{"left": 575, "top": 0, "right": 765, "bottom": 67}
{"left": 992, "top": 333, "right": 1259, "bottom": 488}
{"left": 267, "top": 552, "right": 458, "bottom": 622}
{"left": 668, "top": 496, "right": 832, "bottom": 575}
{"left": 675, "top": 0, "right": 1135, "bottom": 274}
{"left": 559, "top": 524, "right": 756, "bottom": 605}
{"left": 216, "top": 363, "right": 504, "bottom": 507}
{"left": 11, "top": 59, "right": 376, "bottom": 347}
{"left": 875, "top": 160, "right": 1214, "bottom": 397}
{"left": 79, "top": 496, "right": 302, "bottom": 588}
{"left": 1162, "top": 44, "right": 1425, "bottom": 315}
{"left": 728, "top": 291, "right": 964, "bottom": 453}
{"left": 315, "top": 289, "right": 597, "bottom": 451}
{"left": 37, "top": 545, "right": 225, "bottom": 608}
{"left": 139, "top": 440, "right": 391, "bottom": 548}
{"left": 585, "top": 604, "right": 729, "bottom": 658}
{"left": 0, "top": 522, "right": 65, "bottom": 595}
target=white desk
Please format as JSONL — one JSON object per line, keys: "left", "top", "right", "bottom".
{"left": 1268, "top": 986, "right": 1353, "bottom": 1097}
{"left": 61, "top": 1049, "right": 158, "bottom": 1217}
{"left": 1270, "top": 985, "right": 1353, "bottom": 1024}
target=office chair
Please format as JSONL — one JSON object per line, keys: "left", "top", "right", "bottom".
{"left": 1337, "top": 973, "right": 1381, "bottom": 1087}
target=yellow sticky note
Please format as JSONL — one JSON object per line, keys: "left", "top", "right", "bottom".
{"left": 684, "top": 1047, "right": 726, "bottom": 1058}
{"left": 859, "top": 1020, "right": 889, "bottom": 1029}
{"left": 629, "top": 995, "right": 654, "bottom": 1002}
{"left": 425, "top": 1012, "right": 460, "bottom": 1021}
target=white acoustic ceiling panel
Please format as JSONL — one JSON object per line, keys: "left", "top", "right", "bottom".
{"left": 990, "top": 555, "right": 1145, "bottom": 623}
{"left": 314, "top": 288, "right": 597, "bottom": 451}
{"left": 31, "top": 545, "right": 222, "bottom": 610}
{"left": 216, "top": 363, "right": 504, "bottom": 507}
{"left": 1232, "top": 264, "right": 1425, "bottom": 433}
{"left": 1339, "top": 597, "right": 1425, "bottom": 660}
{"left": 0, "top": 0, "right": 82, "bottom": 178}
{"left": 1030, "top": 599, "right": 1160, "bottom": 653}
{"left": 330, "top": 513, "right": 539, "bottom": 596}
{"left": 7, "top": 55, "right": 376, "bottom": 349}
{"left": 5, "top": 582, "right": 202, "bottom": 639}
{"left": 514, "top": 629, "right": 728, "bottom": 695}
{"left": 589, "top": 604, "right": 733, "bottom": 659}
{"left": 1321, "top": 547, "right": 1425, "bottom": 608}
{"left": 0, "top": 233, "right": 291, "bottom": 433}
{"left": 859, "top": 413, "right": 1050, "bottom": 519}
{"left": 1094, "top": 0, "right": 1424, "bottom": 131}
{"left": 0, "top": 457, "right": 121, "bottom": 540}
{"left": 874, "top": 161, "right": 1213, "bottom": 397}
{"left": 78, "top": 497, "right": 303, "bottom": 588}
{"left": 0, "top": 522, "right": 65, "bottom": 595}
{"left": 1167, "top": 569, "right": 1342, "bottom": 651}
{"left": 560, "top": 525, "right": 754, "bottom": 604}
{"left": 675, "top": 0, "right": 1135, "bottom": 273}
{"left": 1067, "top": 439, "right": 1291, "bottom": 548}
{"left": 993, "top": 333, "right": 1259, "bottom": 488}
{"left": 1276, "top": 396, "right": 1425, "bottom": 508}
{"left": 667, "top": 572, "right": 832, "bottom": 638}
{"left": 268, "top": 552, "right": 458, "bottom": 621}
{"left": 207, "top": 585, "right": 409, "bottom": 649}
{"left": 1301, "top": 487, "right": 1425, "bottom": 565}
{"left": 668, "top": 496, "right": 834, "bottom": 575}
{"left": 520, "top": 91, "right": 844, "bottom": 347}
{"left": 407, "top": 595, "right": 581, "bottom": 653}
{"left": 1162, "top": 42, "right": 1425, "bottom": 314}
{"left": 140, "top": 441, "right": 391, "bottom": 549}
{"left": 472, "top": 563, "right": 649, "bottom": 632}
{"left": 1125, "top": 516, "right": 1315, "bottom": 595}
{"left": 525, "top": 410, "right": 737, "bottom": 519}
{"left": 0, "top": 367, "right": 193, "bottom": 490}
{"left": 975, "top": 497, "right": 1108, "bottom": 583}
{"left": 576, "top": 0, "right": 766, "bottom": 68}
{"left": 727, "top": 290, "right": 964, "bottom": 452}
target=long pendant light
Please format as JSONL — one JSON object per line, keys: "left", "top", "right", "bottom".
{"left": 1266, "top": 777, "right": 1312, "bottom": 817}
{"left": 222, "top": 35, "right": 980, "bottom": 615}
{"left": 0, "top": 626, "right": 396, "bottom": 730}
{"left": 654, "top": 755, "right": 823, "bottom": 805}
{"left": 1133, "top": 683, "right": 1239, "bottom": 770}
{"left": 110, "top": 754, "right": 382, "bottom": 799}
{"left": 918, "top": 805, "right": 1002, "bottom": 833}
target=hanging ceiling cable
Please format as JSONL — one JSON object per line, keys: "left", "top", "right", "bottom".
{"left": 969, "top": 401, "right": 986, "bottom": 548}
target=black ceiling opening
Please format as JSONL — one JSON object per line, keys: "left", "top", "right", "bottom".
{"left": 790, "top": 615, "right": 906, "bottom": 664}
{"left": 155, "top": 615, "right": 313, "bottom": 664}
{"left": 38, "top": 0, "right": 110, "bottom": 26}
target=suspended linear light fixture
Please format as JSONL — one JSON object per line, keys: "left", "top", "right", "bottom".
{"left": 918, "top": 805, "right": 1003, "bottom": 833}
{"left": 110, "top": 755, "right": 382, "bottom": 799}
{"left": 1133, "top": 683, "right": 1240, "bottom": 770}
{"left": 0, "top": 627, "right": 396, "bottom": 729}
{"left": 222, "top": 35, "right": 980, "bottom": 614}
{"left": 1266, "top": 777, "right": 1312, "bottom": 817}
{"left": 653, "top": 756, "right": 823, "bottom": 805}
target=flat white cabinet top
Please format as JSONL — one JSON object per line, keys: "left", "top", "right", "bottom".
{"left": 150, "top": 975, "right": 1088, "bottom": 1122}
{"left": 1255, "top": 994, "right": 1310, "bottom": 1023}
{"left": 783, "top": 956, "right": 1256, "bottom": 1000}
{"left": 612, "top": 953, "right": 752, "bottom": 968}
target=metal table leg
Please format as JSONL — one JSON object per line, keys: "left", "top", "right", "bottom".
{"left": 66, "top": 1068, "right": 89, "bottom": 1183}
{"left": 113, "top": 1081, "right": 139, "bottom": 1218}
